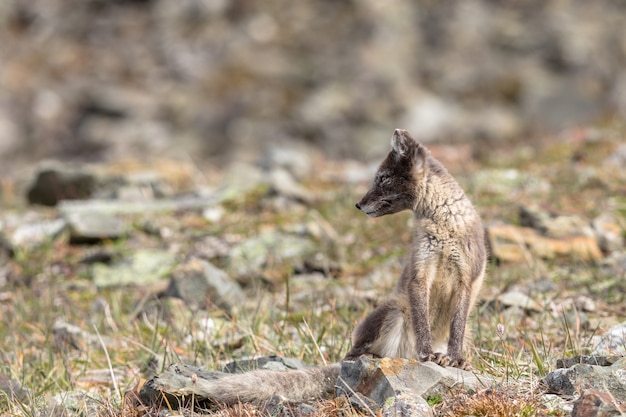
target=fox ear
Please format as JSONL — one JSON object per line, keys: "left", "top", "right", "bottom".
{"left": 413, "top": 144, "right": 428, "bottom": 176}
{"left": 390, "top": 129, "right": 415, "bottom": 157}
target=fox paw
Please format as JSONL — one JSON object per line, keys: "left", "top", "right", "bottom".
{"left": 449, "top": 358, "right": 473, "bottom": 371}
{"left": 421, "top": 352, "right": 451, "bottom": 367}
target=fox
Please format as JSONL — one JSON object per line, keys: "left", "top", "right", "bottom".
{"left": 346, "top": 129, "right": 486, "bottom": 370}
{"left": 144, "top": 129, "right": 486, "bottom": 406}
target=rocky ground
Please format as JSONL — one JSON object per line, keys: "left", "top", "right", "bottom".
{"left": 2, "top": 0, "right": 626, "bottom": 174}
{"left": 0, "top": 123, "right": 625, "bottom": 416}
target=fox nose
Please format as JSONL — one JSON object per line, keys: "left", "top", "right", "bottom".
{"left": 355, "top": 202, "right": 361, "bottom": 210}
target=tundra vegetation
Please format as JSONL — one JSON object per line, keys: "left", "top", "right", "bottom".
{"left": 0, "top": 125, "right": 625, "bottom": 416}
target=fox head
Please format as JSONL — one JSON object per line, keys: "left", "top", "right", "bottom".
{"left": 356, "top": 129, "right": 428, "bottom": 217}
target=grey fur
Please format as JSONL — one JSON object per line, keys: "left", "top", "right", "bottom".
{"left": 186, "top": 364, "right": 341, "bottom": 405}
{"left": 349, "top": 129, "right": 486, "bottom": 370}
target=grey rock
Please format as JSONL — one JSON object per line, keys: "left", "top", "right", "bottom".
{"left": 64, "top": 211, "right": 128, "bottom": 243}
{"left": 10, "top": 218, "right": 67, "bottom": 250}
{"left": 572, "top": 389, "right": 626, "bottom": 417}
{"left": 45, "top": 390, "right": 108, "bottom": 417}
{"left": 52, "top": 319, "right": 121, "bottom": 351}
{"left": 382, "top": 393, "right": 433, "bottom": 417}
{"left": 542, "top": 358, "right": 626, "bottom": 399}
{"left": 26, "top": 162, "right": 96, "bottom": 206}
{"left": 542, "top": 393, "right": 574, "bottom": 416}
{"left": 228, "top": 231, "right": 316, "bottom": 280}
{"left": 471, "top": 169, "right": 551, "bottom": 197}
{"left": 92, "top": 249, "right": 176, "bottom": 287}
{"left": 0, "top": 372, "right": 30, "bottom": 402}
{"left": 557, "top": 356, "right": 621, "bottom": 369}
{"left": 260, "top": 146, "right": 314, "bottom": 180}
{"left": 222, "top": 355, "right": 307, "bottom": 374}
{"left": 165, "top": 258, "right": 244, "bottom": 312}
{"left": 593, "top": 214, "right": 624, "bottom": 253}
{"left": 269, "top": 168, "right": 312, "bottom": 203}
{"left": 337, "top": 357, "right": 490, "bottom": 408}
{"left": 216, "top": 162, "right": 269, "bottom": 203}
{"left": 592, "top": 322, "right": 626, "bottom": 356}
{"left": 520, "top": 204, "right": 594, "bottom": 238}
{"left": 497, "top": 290, "right": 542, "bottom": 312}
{"left": 58, "top": 196, "right": 219, "bottom": 216}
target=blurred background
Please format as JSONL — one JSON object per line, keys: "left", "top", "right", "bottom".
{"left": 1, "top": 0, "right": 626, "bottom": 175}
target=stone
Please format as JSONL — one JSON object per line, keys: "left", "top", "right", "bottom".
{"left": 471, "top": 169, "right": 551, "bottom": 197}
{"left": 52, "top": 319, "right": 121, "bottom": 351}
{"left": 542, "top": 358, "right": 626, "bottom": 400}
{"left": 336, "top": 357, "right": 491, "bottom": 408}
{"left": 382, "top": 393, "right": 433, "bottom": 417}
{"left": 572, "top": 389, "right": 626, "bottom": 417}
{"left": 10, "top": 218, "right": 67, "bottom": 250}
{"left": 592, "top": 322, "right": 626, "bottom": 356}
{"left": 519, "top": 204, "right": 594, "bottom": 239}
{"left": 43, "top": 391, "right": 107, "bottom": 417}
{"left": 165, "top": 258, "right": 245, "bottom": 312}
{"left": 487, "top": 224, "right": 603, "bottom": 263}
{"left": 268, "top": 168, "right": 312, "bottom": 203}
{"left": 228, "top": 231, "right": 317, "bottom": 282}
{"left": 497, "top": 290, "right": 542, "bottom": 312}
{"left": 593, "top": 214, "right": 624, "bottom": 253}
{"left": 0, "top": 372, "right": 30, "bottom": 402}
{"left": 26, "top": 162, "right": 96, "bottom": 206}
{"left": 92, "top": 249, "right": 176, "bottom": 287}
{"left": 58, "top": 195, "right": 219, "bottom": 216}
{"left": 557, "top": 356, "right": 621, "bottom": 369}
{"left": 64, "top": 211, "right": 128, "bottom": 243}
{"left": 222, "top": 355, "right": 307, "bottom": 374}
{"left": 260, "top": 146, "right": 314, "bottom": 180}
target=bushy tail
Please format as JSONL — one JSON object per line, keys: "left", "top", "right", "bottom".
{"left": 141, "top": 363, "right": 341, "bottom": 406}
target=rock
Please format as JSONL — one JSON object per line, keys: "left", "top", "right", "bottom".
{"left": 268, "top": 168, "right": 312, "bottom": 203}
{"left": 260, "top": 146, "right": 315, "bottom": 180}
{"left": 593, "top": 214, "right": 624, "bottom": 253}
{"left": 542, "top": 393, "right": 574, "bottom": 416}
{"left": 222, "top": 355, "right": 307, "bottom": 374}
{"left": 487, "top": 224, "right": 603, "bottom": 263}
{"left": 26, "top": 162, "right": 96, "bottom": 206}
{"left": 336, "top": 357, "right": 490, "bottom": 408}
{"left": 572, "top": 389, "right": 626, "bottom": 417}
{"left": 58, "top": 195, "right": 219, "bottom": 216}
{"left": 0, "top": 372, "right": 30, "bottom": 402}
{"left": 202, "top": 206, "right": 225, "bottom": 223}
{"left": 557, "top": 356, "right": 621, "bottom": 369}
{"left": 10, "top": 218, "right": 67, "bottom": 250}
{"left": 92, "top": 249, "right": 176, "bottom": 288}
{"left": 165, "top": 258, "right": 245, "bottom": 312}
{"left": 382, "top": 393, "right": 433, "bottom": 417}
{"left": 542, "top": 358, "right": 626, "bottom": 399}
{"left": 228, "top": 231, "right": 317, "bottom": 282}
{"left": 44, "top": 390, "right": 108, "bottom": 417}
{"left": 216, "top": 162, "right": 269, "bottom": 203}
{"left": 519, "top": 204, "right": 594, "bottom": 239}
{"left": 592, "top": 322, "right": 626, "bottom": 356}
{"left": 64, "top": 211, "right": 128, "bottom": 243}
{"left": 471, "top": 169, "right": 551, "bottom": 197}
{"left": 497, "top": 290, "right": 542, "bottom": 312}
{"left": 52, "top": 319, "right": 121, "bottom": 351}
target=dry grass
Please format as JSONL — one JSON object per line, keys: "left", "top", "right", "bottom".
{"left": 435, "top": 385, "right": 545, "bottom": 417}
{"left": 1, "top": 129, "right": 625, "bottom": 416}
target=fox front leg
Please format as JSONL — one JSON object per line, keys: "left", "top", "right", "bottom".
{"left": 407, "top": 279, "right": 440, "bottom": 363}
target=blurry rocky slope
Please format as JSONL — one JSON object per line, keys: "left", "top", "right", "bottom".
{"left": 1, "top": 0, "right": 625, "bottom": 174}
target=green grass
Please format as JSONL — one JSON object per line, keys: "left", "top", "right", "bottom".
{"left": 1, "top": 129, "right": 625, "bottom": 416}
